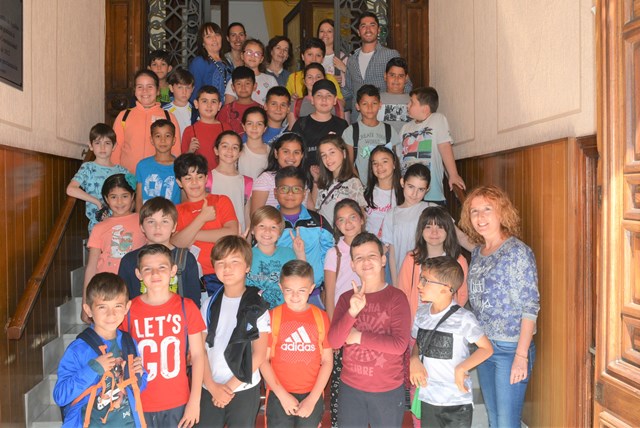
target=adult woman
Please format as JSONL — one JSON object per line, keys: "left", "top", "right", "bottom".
{"left": 317, "top": 19, "right": 347, "bottom": 84}
{"left": 225, "top": 22, "right": 246, "bottom": 69}
{"left": 264, "top": 35, "right": 293, "bottom": 86}
{"left": 459, "top": 185, "right": 540, "bottom": 428}
{"left": 188, "top": 22, "right": 232, "bottom": 104}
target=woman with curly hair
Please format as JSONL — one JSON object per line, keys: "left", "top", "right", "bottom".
{"left": 459, "top": 185, "right": 540, "bottom": 428}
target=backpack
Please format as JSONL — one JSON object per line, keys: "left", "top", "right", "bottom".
{"left": 270, "top": 304, "right": 326, "bottom": 358}
{"left": 140, "top": 248, "right": 190, "bottom": 299}
{"left": 352, "top": 121, "right": 392, "bottom": 159}
{"left": 120, "top": 108, "right": 170, "bottom": 130}
{"left": 62, "top": 329, "right": 146, "bottom": 428}
{"left": 206, "top": 173, "right": 253, "bottom": 205}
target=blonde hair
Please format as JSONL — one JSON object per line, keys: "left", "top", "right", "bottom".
{"left": 459, "top": 185, "right": 521, "bottom": 245}
{"left": 251, "top": 206, "right": 285, "bottom": 233}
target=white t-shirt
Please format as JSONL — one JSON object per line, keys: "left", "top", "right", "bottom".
{"left": 253, "top": 171, "right": 278, "bottom": 208}
{"left": 342, "top": 121, "right": 400, "bottom": 186}
{"left": 238, "top": 144, "right": 270, "bottom": 179}
{"left": 209, "top": 169, "right": 249, "bottom": 230}
{"left": 201, "top": 294, "right": 271, "bottom": 392}
{"left": 358, "top": 50, "right": 375, "bottom": 79}
{"left": 164, "top": 103, "right": 192, "bottom": 139}
{"left": 225, "top": 72, "right": 278, "bottom": 105}
{"left": 411, "top": 302, "right": 484, "bottom": 406}
{"left": 365, "top": 186, "right": 396, "bottom": 237}
{"left": 381, "top": 201, "right": 436, "bottom": 273}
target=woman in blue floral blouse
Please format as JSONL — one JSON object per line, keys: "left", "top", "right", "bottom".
{"left": 459, "top": 185, "right": 540, "bottom": 428}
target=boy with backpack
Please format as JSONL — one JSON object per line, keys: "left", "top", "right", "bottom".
{"left": 54, "top": 272, "right": 147, "bottom": 427}
{"left": 260, "top": 259, "right": 333, "bottom": 427}
{"left": 118, "top": 196, "right": 202, "bottom": 308}
{"left": 342, "top": 84, "right": 400, "bottom": 185}
{"left": 200, "top": 235, "right": 270, "bottom": 427}
{"left": 122, "top": 244, "right": 206, "bottom": 428}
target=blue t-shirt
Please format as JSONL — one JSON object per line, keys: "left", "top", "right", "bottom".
{"left": 247, "top": 246, "right": 296, "bottom": 308}
{"left": 135, "top": 156, "right": 181, "bottom": 205}
{"left": 72, "top": 162, "right": 130, "bottom": 233}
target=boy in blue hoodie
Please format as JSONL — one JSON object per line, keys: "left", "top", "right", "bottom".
{"left": 54, "top": 272, "right": 147, "bottom": 427}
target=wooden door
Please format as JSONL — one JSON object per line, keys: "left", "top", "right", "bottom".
{"left": 595, "top": 1, "right": 640, "bottom": 426}
{"left": 388, "top": 0, "right": 428, "bottom": 87}
{"left": 105, "top": 0, "right": 146, "bottom": 123}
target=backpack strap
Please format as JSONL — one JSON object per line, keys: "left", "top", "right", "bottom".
{"left": 296, "top": 115, "right": 308, "bottom": 132}
{"left": 384, "top": 123, "right": 392, "bottom": 145}
{"left": 310, "top": 305, "right": 325, "bottom": 354}
{"left": 174, "top": 247, "right": 190, "bottom": 298}
{"left": 243, "top": 175, "right": 253, "bottom": 205}
{"left": 121, "top": 108, "right": 133, "bottom": 130}
{"left": 352, "top": 122, "right": 360, "bottom": 160}
{"left": 164, "top": 110, "right": 171, "bottom": 121}
{"left": 206, "top": 170, "right": 213, "bottom": 193}
{"left": 334, "top": 244, "right": 342, "bottom": 280}
{"left": 269, "top": 305, "right": 283, "bottom": 358}
{"left": 294, "top": 98, "right": 303, "bottom": 120}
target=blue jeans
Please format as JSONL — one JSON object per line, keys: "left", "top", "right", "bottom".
{"left": 477, "top": 340, "right": 535, "bottom": 428}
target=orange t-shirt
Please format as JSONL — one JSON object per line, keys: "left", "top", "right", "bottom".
{"left": 268, "top": 304, "right": 330, "bottom": 394}
{"left": 175, "top": 194, "right": 237, "bottom": 275}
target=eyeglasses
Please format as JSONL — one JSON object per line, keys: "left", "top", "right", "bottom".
{"left": 243, "top": 50, "right": 263, "bottom": 58}
{"left": 276, "top": 185, "right": 305, "bottom": 194}
{"left": 419, "top": 276, "right": 450, "bottom": 288}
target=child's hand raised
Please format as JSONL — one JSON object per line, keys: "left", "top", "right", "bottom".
{"left": 410, "top": 355, "right": 428, "bottom": 387}
{"left": 290, "top": 227, "right": 306, "bottom": 259}
{"left": 198, "top": 198, "right": 216, "bottom": 222}
{"left": 188, "top": 137, "right": 200, "bottom": 153}
{"left": 348, "top": 279, "right": 366, "bottom": 318}
{"left": 94, "top": 352, "right": 116, "bottom": 373}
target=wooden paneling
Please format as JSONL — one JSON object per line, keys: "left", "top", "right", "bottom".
{"left": 389, "top": 0, "right": 429, "bottom": 87}
{"left": 0, "top": 145, "right": 86, "bottom": 425}
{"left": 450, "top": 136, "right": 596, "bottom": 427}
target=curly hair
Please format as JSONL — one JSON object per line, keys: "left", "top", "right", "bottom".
{"left": 459, "top": 185, "right": 521, "bottom": 245}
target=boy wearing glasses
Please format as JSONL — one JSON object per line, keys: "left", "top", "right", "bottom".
{"left": 409, "top": 256, "right": 493, "bottom": 428}
{"left": 275, "top": 166, "right": 334, "bottom": 308}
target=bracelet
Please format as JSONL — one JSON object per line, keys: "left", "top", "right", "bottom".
{"left": 515, "top": 353, "right": 528, "bottom": 360}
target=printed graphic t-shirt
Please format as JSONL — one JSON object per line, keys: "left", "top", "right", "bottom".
{"left": 87, "top": 213, "right": 146, "bottom": 274}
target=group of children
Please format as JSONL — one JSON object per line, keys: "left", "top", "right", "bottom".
{"left": 54, "top": 18, "right": 495, "bottom": 428}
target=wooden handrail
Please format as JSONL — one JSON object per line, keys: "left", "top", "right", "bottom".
{"left": 6, "top": 150, "right": 93, "bottom": 340}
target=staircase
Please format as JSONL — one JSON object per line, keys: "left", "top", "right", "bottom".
{"left": 24, "top": 265, "right": 86, "bottom": 428}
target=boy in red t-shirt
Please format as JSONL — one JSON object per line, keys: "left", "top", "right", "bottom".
{"left": 121, "top": 244, "right": 206, "bottom": 427}
{"left": 171, "top": 153, "right": 239, "bottom": 295}
{"left": 260, "top": 260, "right": 333, "bottom": 427}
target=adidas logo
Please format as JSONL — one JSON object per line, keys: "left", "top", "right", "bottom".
{"left": 281, "top": 326, "right": 316, "bottom": 352}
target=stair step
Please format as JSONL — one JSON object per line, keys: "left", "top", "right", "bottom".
{"left": 31, "top": 405, "right": 61, "bottom": 427}
{"left": 57, "top": 297, "right": 83, "bottom": 336}
{"left": 24, "top": 374, "right": 57, "bottom": 427}
{"left": 70, "top": 266, "right": 85, "bottom": 298}
{"left": 42, "top": 334, "right": 79, "bottom": 375}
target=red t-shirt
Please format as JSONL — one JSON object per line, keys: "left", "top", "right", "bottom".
{"left": 121, "top": 293, "right": 206, "bottom": 412}
{"left": 268, "top": 304, "right": 330, "bottom": 393}
{"left": 181, "top": 121, "right": 231, "bottom": 170}
{"left": 175, "top": 194, "right": 237, "bottom": 275}
{"left": 216, "top": 101, "right": 262, "bottom": 136}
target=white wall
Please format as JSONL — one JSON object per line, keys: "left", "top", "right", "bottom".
{"left": 0, "top": 0, "right": 105, "bottom": 159}
{"left": 429, "top": 0, "right": 596, "bottom": 159}
{"left": 211, "top": 1, "right": 270, "bottom": 43}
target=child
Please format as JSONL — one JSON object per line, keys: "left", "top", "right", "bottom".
{"left": 288, "top": 63, "right": 343, "bottom": 127}
{"left": 275, "top": 166, "right": 334, "bottom": 308}
{"left": 399, "top": 206, "right": 469, "bottom": 321}
{"left": 328, "top": 232, "right": 411, "bottom": 428}
{"left": 410, "top": 256, "right": 493, "bottom": 428}
{"left": 323, "top": 199, "right": 365, "bottom": 428}
{"left": 260, "top": 260, "right": 333, "bottom": 427}
{"left": 246, "top": 206, "right": 303, "bottom": 308}
{"left": 364, "top": 146, "right": 403, "bottom": 238}
{"left": 217, "top": 66, "right": 262, "bottom": 136}
{"left": 285, "top": 37, "right": 344, "bottom": 102}
{"left": 117, "top": 197, "right": 201, "bottom": 308}
{"left": 401, "top": 86, "right": 465, "bottom": 203}
{"left": 164, "top": 67, "right": 195, "bottom": 138}
{"left": 315, "top": 135, "right": 366, "bottom": 225}
{"left": 382, "top": 163, "right": 436, "bottom": 284}
{"left": 66, "top": 123, "right": 130, "bottom": 233}
{"left": 122, "top": 244, "right": 206, "bottom": 427}
{"left": 262, "top": 86, "right": 291, "bottom": 145}
{"left": 208, "top": 131, "right": 253, "bottom": 231}
{"left": 148, "top": 50, "right": 173, "bottom": 103}
{"left": 291, "top": 79, "right": 349, "bottom": 171}
{"left": 224, "top": 38, "right": 278, "bottom": 105}
{"left": 251, "top": 133, "right": 306, "bottom": 215}
{"left": 200, "top": 235, "right": 270, "bottom": 427}
{"left": 379, "top": 57, "right": 411, "bottom": 133}
{"left": 135, "top": 119, "right": 182, "bottom": 211}
{"left": 171, "top": 153, "right": 238, "bottom": 294}
{"left": 182, "top": 85, "right": 231, "bottom": 171}
{"left": 54, "top": 272, "right": 147, "bottom": 427}
{"left": 83, "top": 174, "right": 146, "bottom": 322}
{"left": 343, "top": 84, "right": 400, "bottom": 184}
{"left": 238, "top": 106, "right": 270, "bottom": 179}
{"left": 112, "top": 69, "right": 181, "bottom": 174}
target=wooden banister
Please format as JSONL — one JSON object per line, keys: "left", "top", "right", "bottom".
{"left": 6, "top": 150, "right": 92, "bottom": 340}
